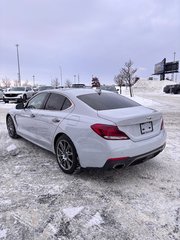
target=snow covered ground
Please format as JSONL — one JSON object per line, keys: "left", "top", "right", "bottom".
{"left": 0, "top": 80, "right": 180, "bottom": 239}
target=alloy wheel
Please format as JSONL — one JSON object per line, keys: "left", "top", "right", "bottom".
{"left": 56, "top": 139, "right": 74, "bottom": 171}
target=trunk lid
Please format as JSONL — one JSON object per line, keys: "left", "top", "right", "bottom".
{"left": 97, "top": 106, "right": 162, "bottom": 142}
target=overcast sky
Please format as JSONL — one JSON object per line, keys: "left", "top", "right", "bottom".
{"left": 1, "top": 0, "right": 180, "bottom": 86}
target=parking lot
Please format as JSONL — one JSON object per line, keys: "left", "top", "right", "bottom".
{"left": 0, "top": 92, "right": 180, "bottom": 240}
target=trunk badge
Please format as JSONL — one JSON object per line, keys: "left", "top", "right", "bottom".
{"left": 146, "top": 116, "right": 152, "bottom": 120}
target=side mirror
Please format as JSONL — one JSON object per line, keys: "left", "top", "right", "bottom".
{"left": 16, "top": 102, "right": 25, "bottom": 109}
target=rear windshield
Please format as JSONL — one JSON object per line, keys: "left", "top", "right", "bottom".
{"left": 77, "top": 92, "right": 140, "bottom": 110}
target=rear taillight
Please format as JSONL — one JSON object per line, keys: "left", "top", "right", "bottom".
{"left": 91, "top": 124, "right": 129, "bottom": 140}
{"left": 161, "top": 119, "right": 164, "bottom": 130}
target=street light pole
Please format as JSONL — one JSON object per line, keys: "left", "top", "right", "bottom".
{"left": 59, "top": 66, "right": 63, "bottom": 86}
{"left": 16, "top": 44, "right": 21, "bottom": 86}
{"left": 32, "top": 75, "right": 35, "bottom": 86}
{"left": 173, "top": 51, "right": 176, "bottom": 62}
{"left": 172, "top": 51, "right": 176, "bottom": 81}
{"left": 74, "top": 75, "right": 76, "bottom": 84}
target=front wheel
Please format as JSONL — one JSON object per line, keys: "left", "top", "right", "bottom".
{"left": 55, "top": 134, "right": 79, "bottom": 174}
{"left": 7, "top": 115, "right": 18, "bottom": 138}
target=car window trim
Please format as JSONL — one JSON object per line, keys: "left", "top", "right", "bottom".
{"left": 43, "top": 93, "right": 73, "bottom": 111}
{"left": 25, "top": 92, "right": 50, "bottom": 109}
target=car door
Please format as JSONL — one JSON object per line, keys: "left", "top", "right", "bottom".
{"left": 15, "top": 92, "right": 49, "bottom": 142}
{"left": 34, "top": 93, "right": 73, "bottom": 150}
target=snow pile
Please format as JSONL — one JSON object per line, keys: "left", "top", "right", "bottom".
{"left": 133, "top": 79, "right": 175, "bottom": 93}
{"left": 0, "top": 229, "right": 7, "bottom": 238}
{"left": 84, "top": 212, "right": 104, "bottom": 228}
{"left": 63, "top": 207, "right": 84, "bottom": 219}
{"left": 0, "top": 103, "right": 15, "bottom": 109}
{"left": 6, "top": 144, "right": 17, "bottom": 152}
{"left": 130, "top": 96, "right": 162, "bottom": 107}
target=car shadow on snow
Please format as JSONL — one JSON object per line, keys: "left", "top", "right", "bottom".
{"left": 4, "top": 135, "right": 163, "bottom": 185}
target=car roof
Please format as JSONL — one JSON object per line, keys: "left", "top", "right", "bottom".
{"left": 44, "top": 88, "right": 114, "bottom": 97}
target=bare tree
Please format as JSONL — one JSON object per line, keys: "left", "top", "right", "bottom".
{"left": 51, "top": 78, "right": 60, "bottom": 88}
{"left": 22, "top": 80, "right": 29, "bottom": 86}
{"left": 2, "top": 77, "right": 11, "bottom": 88}
{"left": 121, "top": 60, "right": 137, "bottom": 97}
{"left": 114, "top": 71, "right": 125, "bottom": 94}
{"left": 13, "top": 79, "right": 19, "bottom": 87}
{"left": 91, "top": 77, "right": 100, "bottom": 88}
{"left": 64, "top": 79, "right": 72, "bottom": 88}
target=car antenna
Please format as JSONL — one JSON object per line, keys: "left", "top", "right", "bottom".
{"left": 95, "top": 87, "right": 101, "bottom": 95}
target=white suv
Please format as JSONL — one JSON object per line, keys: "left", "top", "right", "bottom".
{"left": 3, "top": 86, "right": 34, "bottom": 103}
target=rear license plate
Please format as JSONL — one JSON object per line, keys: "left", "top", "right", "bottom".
{"left": 140, "top": 121, "right": 153, "bottom": 134}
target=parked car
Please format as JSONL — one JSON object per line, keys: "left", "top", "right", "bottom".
{"left": 6, "top": 89, "right": 166, "bottom": 174}
{"left": 100, "top": 85, "right": 118, "bottom": 93}
{"left": 163, "top": 84, "right": 180, "bottom": 94}
{"left": 37, "top": 86, "right": 54, "bottom": 91}
{"left": 3, "top": 86, "right": 34, "bottom": 103}
{"left": 0, "top": 88, "right": 4, "bottom": 100}
{"left": 71, "top": 84, "right": 86, "bottom": 88}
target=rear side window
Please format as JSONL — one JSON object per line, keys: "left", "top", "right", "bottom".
{"left": 77, "top": 93, "right": 140, "bottom": 110}
{"left": 61, "top": 98, "right": 72, "bottom": 110}
{"left": 45, "top": 93, "right": 71, "bottom": 110}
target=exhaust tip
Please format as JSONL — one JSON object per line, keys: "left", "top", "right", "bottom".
{"left": 113, "top": 164, "right": 124, "bottom": 169}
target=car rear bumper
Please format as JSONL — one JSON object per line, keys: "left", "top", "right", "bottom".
{"left": 103, "top": 143, "right": 166, "bottom": 169}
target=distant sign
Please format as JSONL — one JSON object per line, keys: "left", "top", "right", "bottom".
{"left": 72, "top": 83, "right": 85, "bottom": 88}
{"left": 165, "top": 61, "right": 179, "bottom": 73}
{"left": 154, "top": 59, "right": 179, "bottom": 76}
{"left": 154, "top": 58, "right": 166, "bottom": 75}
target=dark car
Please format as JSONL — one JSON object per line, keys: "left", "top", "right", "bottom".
{"left": 0, "top": 88, "right": 4, "bottom": 100}
{"left": 163, "top": 84, "right": 180, "bottom": 94}
{"left": 37, "top": 86, "right": 54, "bottom": 91}
{"left": 100, "top": 85, "right": 118, "bottom": 93}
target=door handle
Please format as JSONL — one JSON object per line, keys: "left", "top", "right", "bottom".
{"left": 52, "top": 118, "right": 60, "bottom": 123}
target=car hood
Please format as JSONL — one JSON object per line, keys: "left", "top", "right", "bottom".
{"left": 4, "top": 91, "right": 25, "bottom": 94}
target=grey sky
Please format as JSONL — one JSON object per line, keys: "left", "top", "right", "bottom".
{"left": 1, "top": 0, "right": 180, "bottom": 86}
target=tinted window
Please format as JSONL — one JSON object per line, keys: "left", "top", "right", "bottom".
{"left": 61, "top": 98, "right": 72, "bottom": 110}
{"left": 11, "top": 87, "right": 25, "bottom": 91}
{"left": 45, "top": 93, "right": 66, "bottom": 110}
{"left": 26, "top": 87, "right": 31, "bottom": 91}
{"left": 77, "top": 93, "right": 140, "bottom": 110}
{"left": 26, "top": 92, "right": 48, "bottom": 109}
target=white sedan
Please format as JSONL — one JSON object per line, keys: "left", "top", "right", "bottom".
{"left": 6, "top": 88, "right": 166, "bottom": 174}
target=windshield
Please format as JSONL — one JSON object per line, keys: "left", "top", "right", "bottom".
{"left": 77, "top": 92, "right": 140, "bottom": 111}
{"left": 10, "top": 87, "right": 25, "bottom": 91}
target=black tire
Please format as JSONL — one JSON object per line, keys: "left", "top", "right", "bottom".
{"left": 55, "top": 134, "right": 79, "bottom": 174}
{"left": 7, "top": 115, "right": 18, "bottom": 138}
